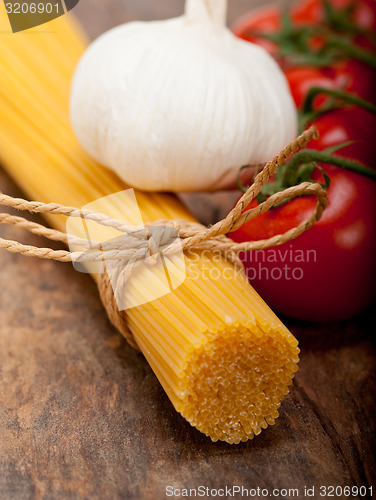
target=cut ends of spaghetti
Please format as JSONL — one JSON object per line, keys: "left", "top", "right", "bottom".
{"left": 179, "top": 322, "right": 299, "bottom": 444}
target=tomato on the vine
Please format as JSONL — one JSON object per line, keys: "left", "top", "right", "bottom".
{"left": 292, "top": 0, "right": 376, "bottom": 30}
{"left": 232, "top": 0, "right": 376, "bottom": 66}
{"left": 306, "top": 107, "right": 376, "bottom": 168}
{"left": 292, "top": 0, "right": 376, "bottom": 52}
{"left": 230, "top": 0, "right": 376, "bottom": 322}
{"left": 229, "top": 165, "right": 376, "bottom": 322}
{"left": 284, "top": 67, "right": 338, "bottom": 108}
{"left": 230, "top": 107, "right": 376, "bottom": 322}
{"left": 285, "top": 62, "right": 376, "bottom": 109}
{"left": 322, "top": 60, "right": 376, "bottom": 105}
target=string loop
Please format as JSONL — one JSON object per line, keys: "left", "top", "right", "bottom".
{"left": 0, "top": 126, "right": 326, "bottom": 348}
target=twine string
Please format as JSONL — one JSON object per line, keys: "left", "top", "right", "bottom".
{"left": 0, "top": 126, "right": 326, "bottom": 349}
{"left": 0, "top": 126, "right": 325, "bottom": 265}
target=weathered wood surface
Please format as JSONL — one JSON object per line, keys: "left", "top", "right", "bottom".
{"left": 0, "top": 1, "right": 375, "bottom": 499}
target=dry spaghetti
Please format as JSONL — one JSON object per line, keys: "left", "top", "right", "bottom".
{"left": 0, "top": 5, "right": 326, "bottom": 444}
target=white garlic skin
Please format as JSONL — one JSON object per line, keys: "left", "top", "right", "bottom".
{"left": 70, "top": 16, "right": 297, "bottom": 192}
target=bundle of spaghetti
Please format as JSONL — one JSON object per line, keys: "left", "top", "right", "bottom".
{"left": 0, "top": 5, "right": 299, "bottom": 443}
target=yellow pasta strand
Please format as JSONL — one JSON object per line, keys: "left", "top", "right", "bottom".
{"left": 0, "top": 6, "right": 299, "bottom": 444}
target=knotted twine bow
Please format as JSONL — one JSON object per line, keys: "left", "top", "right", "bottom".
{"left": 0, "top": 126, "right": 326, "bottom": 349}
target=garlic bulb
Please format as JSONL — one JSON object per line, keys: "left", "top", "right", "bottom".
{"left": 70, "top": 0, "right": 297, "bottom": 192}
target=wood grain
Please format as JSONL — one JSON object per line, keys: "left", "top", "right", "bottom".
{"left": 0, "top": 1, "right": 375, "bottom": 499}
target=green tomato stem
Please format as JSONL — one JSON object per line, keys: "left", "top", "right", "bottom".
{"left": 327, "top": 38, "right": 376, "bottom": 69}
{"left": 299, "top": 87, "right": 376, "bottom": 132}
{"left": 303, "top": 87, "right": 376, "bottom": 116}
{"left": 283, "top": 149, "right": 376, "bottom": 184}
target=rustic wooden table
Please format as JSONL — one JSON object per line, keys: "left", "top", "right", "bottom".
{"left": 0, "top": 1, "right": 375, "bottom": 499}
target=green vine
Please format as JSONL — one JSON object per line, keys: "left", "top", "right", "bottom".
{"left": 299, "top": 87, "right": 376, "bottom": 130}
{"left": 245, "top": 0, "right": 376, "bottom": 69}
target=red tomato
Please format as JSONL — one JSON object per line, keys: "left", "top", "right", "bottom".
{"left": 322, "top": 59, "right": 376, "bottom": 105}
{"left": 232, "top": 0, "right": 376, "bottom": 62}
{"left": 230, "top": 1, "right": 376, "bottom": 322}
{"left": 231, "top": 4, "right": 281, "bottom": 56}
{"left": 293, "top": 0, "right": 376, "bottom": 50}
{"left": 291, "top": 0, "right": 324, "bottom": 24}
{"left": 307, "top": 107, "right": 376, "bottom": 169}
{"left": 284, "top": 67, "right": 338, "bottom": 108}
{"left": 285, "top": 61, "right": 376, "bottom": 109}
{"left": 229, "top": 165, "right": 376, "bottom": 322}
{"left": 292, "top": 0, "right": 376, "bottom": 30}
